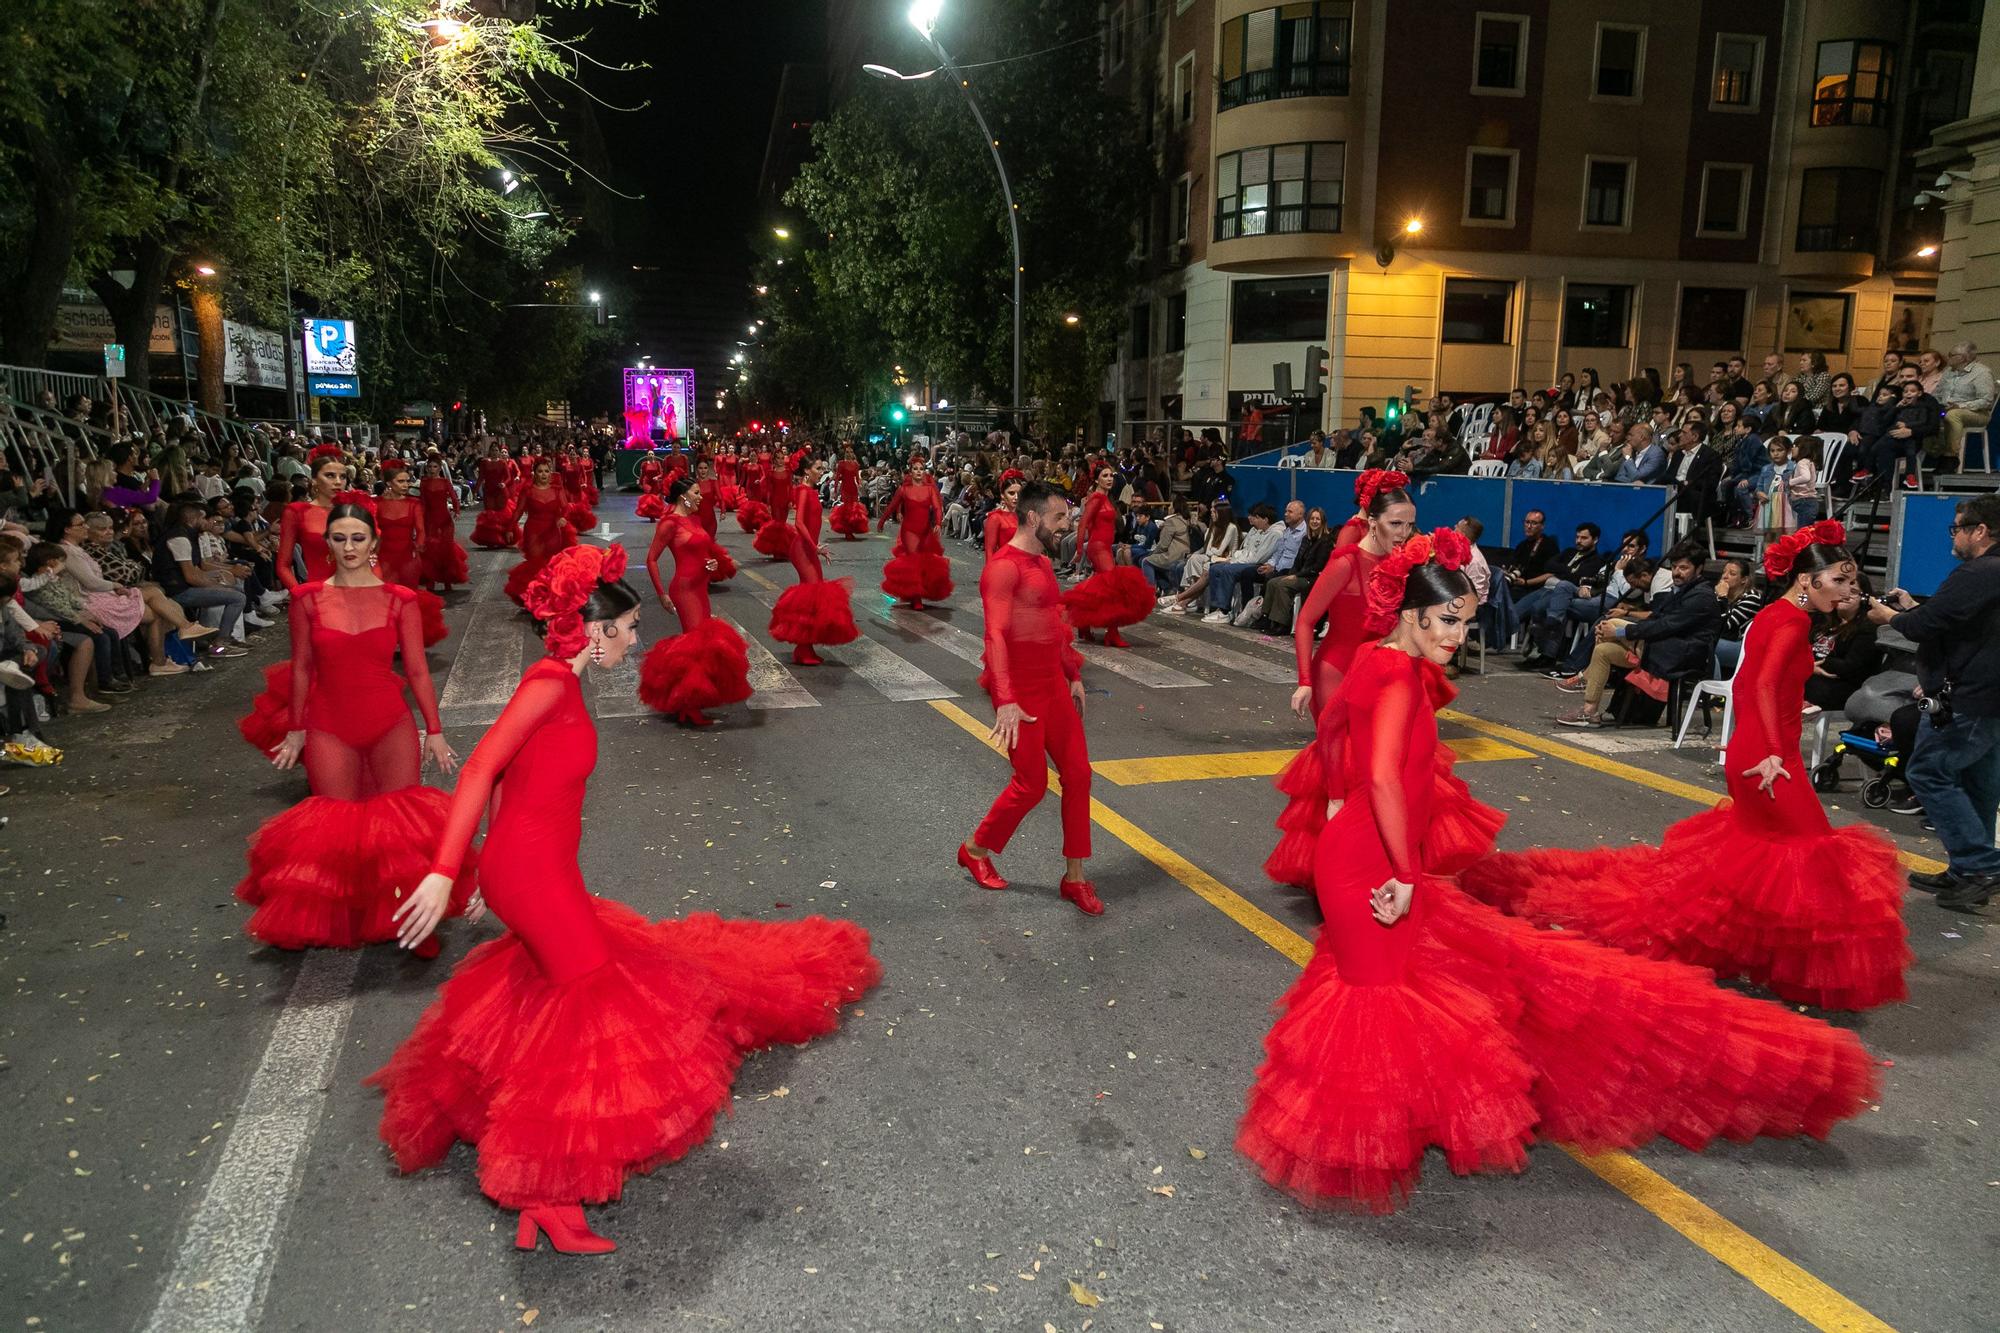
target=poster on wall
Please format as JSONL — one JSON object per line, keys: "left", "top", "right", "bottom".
{"left": 1783, "top": 293, "right": 1851, "bottom": 353}
{"left": 1887, "top": 296, "right": 1935, "bottom": 354}
{"left": 621, "top": 367, "right": 694, "bottom": 447}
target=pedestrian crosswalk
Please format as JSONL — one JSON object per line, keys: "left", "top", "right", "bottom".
{"left": 429, "top": 524, "right": 1296, "bottom": 729}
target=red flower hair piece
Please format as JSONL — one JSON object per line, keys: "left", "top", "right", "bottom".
{"left": 330, "top": 488, "right": 376, "bottom": 518}
{"left": 307, "top": 443, "right": 345, "bottom": 467}
{"left": 523, "top": 544, "right": 629, "bottom": 659}
{"left": 1354, "top": 468, "right": 1410, "bottom": 511}
{"left": 998, "top": 468, "right": 1025, "bottom": 489}
{"left": 1761, "top": 519, "right": 1848, "bottom": 581}
{"left": 1363, "top": 528, "right": 1470, "bottom": 634}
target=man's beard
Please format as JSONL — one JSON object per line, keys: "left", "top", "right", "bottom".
{"left": 1024, "top": 519, "right": 1060, "bottom": 556}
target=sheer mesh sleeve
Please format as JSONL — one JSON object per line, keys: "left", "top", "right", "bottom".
{"left": 979, "top": 555, "right": 1024, "bottom": 707}
{"left": 396, "top": 590, "right": 442, "bottom": 734}
{"left": 276, "top": 504, "right": 303, "bottom": 590}
{"left": 880, "top": 487, "right": 905, "bottom": 531}
{"left": 794, "top": 486, "right": 822, "bottom": 544}
{"left": 429, "top": 673, "right": 566, "bottom": 879}
{"left": 1293, "top": 549, "right": 1361, "bottom": 686}
{"left": 644, "top": 518, "right": 676, "bottom": 602}
{"left": 288, "top": 586, "right": 314, "bottom": 730}
{"left": 409, "top": 498, "right": 427, "bottom": 557}
{"left": 1364, "top": 666, "right": 1421, "bottom": 882}
{"left": 984, "top": 513, "right": 1007, "bottom": 560}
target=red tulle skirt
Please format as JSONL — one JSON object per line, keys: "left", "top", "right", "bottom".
{"left": 735, "top": 500, "right": 772, "bottom": 534}
{"left": 637, "top": 618, "right": 754, "bottom": 719}
{"left": 471, "top": 509, "right": 518, "bottom": 549}
{"left": 881, "top": 551, "right": 953, "bottom": 603}
{"left": 1264, "top": 743, "right": 1507, "bottom": 890}
{"left": 635, "top": 492, "right": 667, "bottom": 521}
{"left": 236, "top": 787, "right": 479, "bottom": 949}
{"left": 1062, "top": 566, "right": 1155, "bottom": 631}
{"left": 768, "top": 578, "right": 860, "bottom": 647}
{"left": 564, "top": 503, "right": 599, "bottom": 532}
{"left": 366, "top": 902, "right": 880, "bottom": 1207}
{"left": 828, "top": 502, "right": 868, "bottom": 537}
{"left": 421, "top": 535, "right": 470, "bottom": 588}
{"left": 1457, "top": 804, "right": 1911, "bottom": 1011}
{"left": 413, "top": 588, "right": 448, "bottom": 646}
{"left": 752, "top": 520, "right": 793, "bottom": 558}
{"left": 706, "top": 544, "right": 737, "bottom": 584}
{"left": 717, "top": 483, "right": 743, "bottom": 512}
{"left": 237, "top": 660, "right": 294, "bottom": 756}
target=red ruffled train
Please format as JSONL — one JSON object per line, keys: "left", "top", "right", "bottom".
{"left": 1062, "top": 566, "right": 1155, "bottom": 631}
{"left": 1264, "top": 742, "right": 1505, "bottom": 890}
{"left": 735, "top": 500, "right": 772, "bottom": 535}
{"left": 637, "top": 618, "right": 753, "bottom": 719}
{"left": 1457, "top": 805, "right": 1910, "bottom": 1011}
{"left": 828, "top": 502, "right": 868, "bottom": 537}
{"left": 767, "top": 578, "right": 860, "bottom": 648}
{"left": 237, "top": 660, "right": 294, "bottom": 756}
{"left": 365, "top": 902, "right": 880, "bottom": 1207}
{"left": 635, "top": 492, "right": 667, "bottom": 521}
{"left": 411, "top": 587, "right": 448, "bottom": 646}
{"left": 564, "top": 503, "right": 599, "bottom": 532}
{"left": 421, "top": 536, "right": 470, "bottom": 588}
{"left": 880, "top": 551, "right": 953, "bottom": 603}
{"left": 236, "top": 787, "right": 479, "bottom": 949}
{"left": 471, "top": 509, "right": 518, "bottom": 549}
{"left": 752, "top": 520, "right": 793, "bottom": 558}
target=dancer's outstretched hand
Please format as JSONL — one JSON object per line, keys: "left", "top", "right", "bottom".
{"left": 990, "top": 702, "right": 1036, "bottom": 751}
{"left": 423, "top": 732, "right": 459, "bottom": 776}
{"left": 1371, "top": 878, "right": 1414, "bottom": 926}
{"left": 1290, "top": 685, "right": 1313, "bottom": 719}
{"left": 393, "top": 873, "right": 455, "bottom": 950}
{"left": 1742, "top": 754, "right": 1789, "bottom": 796}
{"left": 271, "top": 730, "right": 306, "bottom": 770}
{"left": 1070, "top": 679, "right": 1086, "bottom": 718}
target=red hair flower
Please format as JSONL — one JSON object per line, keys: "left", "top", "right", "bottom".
{"left": 543, "top": 612, "right": 587, "bottom": 661}
{"left": 1363, "top": 528, "right": 1469, "bottom": 634}
{"left": 331, "top": 488, "right": 376, "bottom": 519}
{"left": 1354, "top": 468, "right": 1409, "bottom": 512}
{"left": 1761, "top": 519, "right": 1848, "bottom": 581}
{"left": 307, "top": 443, "right": 345, "bottom": 467}
{"left": 523, "top": 543, "right": 628, "bottom": 657}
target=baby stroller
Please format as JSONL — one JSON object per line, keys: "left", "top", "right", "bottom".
{"left": 1813, "top": 728, "right": 1900, "bottom": 807}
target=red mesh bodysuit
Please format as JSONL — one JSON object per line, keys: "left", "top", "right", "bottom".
{"left": 1292, "top": 542, "right": 1385, "bottom": 712}
{"left": 879, "top": 479, "right": 953, "bottom": 604}
{"left": 1458, "top": 598, "right": 1912, "bottom": 1010}
{"left": 983, "top": 508, "right": 1017, "bottom": 559}
{"left": 277, "top": 501, "right": 334, "bottom": 589}
{"left": 638, "top": 514, "right": 751, "bottom": 721}
{"left": 419, "top": 476, "right": 469, "bottom": 588}
{"left": 768, "top": 482, "right": 859, "bottom": 654}
{"left": 375, "top": 495, "right": 425, "bottom": 590}
{"left": 366, "top": 657, "right": 880, "bottom": 1209}
{"left": 752, "top": 453, "right": 800, "bottom": 557}
{"left": 503, "top": 485, "right": 575, "bottom": 606}
{"left": 1238, "top": 644, "right": 1876, "bottom": 1212}
{"left": 829, "top": 459, "right": 867, "bottom": 538}
{"left": 1062, "top": 491, "right": 1153, "bottom": 637}
{"left": 973, "top": 545, "right": 1090, "bottom": 860}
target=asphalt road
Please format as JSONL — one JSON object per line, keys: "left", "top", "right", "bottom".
{"left": 3, "top": 494, "right": 1993, "bottom": 1333}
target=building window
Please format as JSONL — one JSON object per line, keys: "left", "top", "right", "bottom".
{"left": 1784, "top": 292, "right": 1851, "bottom": 353}
{"left": 1130, "top": 300, "right": 1151, "bottom": 357}
{"left": 1218, "top": 3, "right": 1352, "bottom": 111}
{"left": 1231, "top": 277, "right": 1329, "bottom": 344}
{"left": 1441, "top": 278, "right": 1514, "bottom": 345}
{"left": 1107, "top": 2, "right": 1128, "bottom": 72}
{"left": 1582, "top": 157, "right": 1633, "bottom": 230}
{"left": 1562, "top": 284, "right": 1632, "bottom": 348}
{"left": 1592, "top": 24, "right": 1645, "bottom": 100}
{"left": 1472, "top": 13, "right": 1528, "bottom": 95}
{"left": 1173, "top": 173, "right": 1193, "bottom": 246}
{"left": 1462, "top": 148, "right": 1519, "bottom": 227}
{"left": 1167, "top": 292, "right": 1188, "bottom": 353}
{"left": 1214, "top": 142, "right": 1345, "bottom": 240}
{"left": 1796, "top": 167, "right": 1882, "bottom": 252}
{"left": 1678, "top": 287, "right": 1747, "bottom": 350}
{"left": 1710, "top": 34, "right": 1764, "bottom": 111}
{"left": 1173, "top": 52, "right": 1195, "bottom": 126}
{"left": 1696, "top": 163, "right": 1752, "bottom": 239}
{"left": 1812, "top": 40, "right": 1894, "bottom": 126}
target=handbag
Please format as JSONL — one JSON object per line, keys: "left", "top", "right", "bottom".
{"left": 1233, "top": 594, "right": 1265, "bottom": 628}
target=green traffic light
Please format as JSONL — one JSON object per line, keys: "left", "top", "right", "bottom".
{"left": 889, "top": 406, "right": 907, "bottom": 424}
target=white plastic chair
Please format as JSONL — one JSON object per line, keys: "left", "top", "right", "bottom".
{"left": 1673, "top": 645, "right": 1744, "bottom": 749}
{"left": 1468, "top": 459, "right": 1507, "bottom": 478}
{"left": 1815, "top": 432, "right": 1846, "bottom": 499}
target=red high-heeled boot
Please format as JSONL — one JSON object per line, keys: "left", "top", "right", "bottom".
{"left": 515, "top": 1204, "right": 616, "bottom": 1255}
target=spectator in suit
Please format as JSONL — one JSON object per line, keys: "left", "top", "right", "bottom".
{"left": 1556, "top": 545, "right": 1721, "bottom": 727}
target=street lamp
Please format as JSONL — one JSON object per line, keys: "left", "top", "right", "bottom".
{"left": 772, "top": 226, "right": 791, "bottom": 240}
{"left": 1062, "top": 312, "right": 1080, "bottom": 326}
{"left": 588, "top": 290, "right": 602, "bottom": 304}
{"left": 871, "top": 2, "right": 1024, "bottom": 416}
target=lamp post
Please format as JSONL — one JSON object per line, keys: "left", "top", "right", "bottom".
{"left": 868, "top": 0, "right": 1023, "bottom": 418}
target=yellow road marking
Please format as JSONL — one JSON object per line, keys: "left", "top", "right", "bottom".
{"left": 1444, "top": 735, "right": 1537, "bottom": 762}
{"left": 1440, "top": 707, "right": 1947, "bottom": 875}
{"left": 930, "top": 696, "right": 1898, "bottom": 1333}
{"left": 740, "top": 566, "right": 782, "bottom": 593}
{"left": 1090, "top": 737, "right": 1531, "bottom": 787}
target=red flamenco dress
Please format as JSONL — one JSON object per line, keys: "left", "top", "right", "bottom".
{"left": 694, "top": 474, "right": 725, "bottom": 544}
{"left": 637, "top": 513, "right": 752, "bottom": 726}
{"left": 237, "top": 499, "right": 336, "bottom": 756}
{"left": 634, "top": 456, "right": 668, "bottom": 522}
{"left": 559, "top": 456, "right": 598, "bottom": 532}
{"left": 1238, "top": 641, "right": 1876, "bottom": 1213}
{"left": 375, "top": 492, "right": 425, "bottom": 590}
{"left": 503, "top": 484, "right": 577, "bottom": 608}
{"left": 1061, "top": 490, "right": 1152, "bottom": 648}
{"left": 982, "top": 507, "right": 1017, "bottom": 561}
{"left": 418, "top": 474, "right": 470, "bottom": 590}
{"left": 365, "top": 649, "right": 880, "bottom": 1232}
{"left": 878, "top": 477, "right": 953, "bottom": 607}
{"left": 1458, "top": 596, "right": 1912, "bottom": 1010}
{"left": 236, "top": 582, "right": 476, "bottom": 951}
{"left": 767, "top": 480, "right": 859, "bottom": 667}
{"left": 472, "top": 457, "right": 520, "bottom": 549}
{"left": 752, "top": 450, "right": 801, "bottom": 558}
{"left": 829, "top": 457, "right": 867, "bottom": 538}
{"left": 734, "top": 455, "right": 771, "bottom": 534}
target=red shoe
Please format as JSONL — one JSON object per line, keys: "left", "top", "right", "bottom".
{"left": 907, "top": 599, "right": 925, "bottom": 610}
{"left": 516, "top": 1204, "right": 616, "bottom": 1255}
{"left": 676, "top": 710, "right": 714, "bottom": 728}
{"left": 1901, "top": 473, "right": 1919, "bottom": 490}
{"left": 410, "top": 932, "right": 442, "bottom": 960}
{"left": 1103, "top": 628, "right": 1130, "bottom": 649}
{"left": 792, "top": 645, "right": 824, "bottom": 666}
{"left": 1060, "top": 878, "right": 1104, "bottom": 916}
{"left": 958, "top": 843, "right": 1008, "bottom": 890}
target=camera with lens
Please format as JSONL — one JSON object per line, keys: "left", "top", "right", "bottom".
{"left": 1917, "top": 680, "right": 1955, "bottom": 728}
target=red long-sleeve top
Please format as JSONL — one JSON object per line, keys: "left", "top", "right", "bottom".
{"left": 978, "top": 544, "right": 1083, "bottom": 707}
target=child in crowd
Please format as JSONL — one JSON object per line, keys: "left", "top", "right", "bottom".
{"left": 1753, "top": 437, "right": 1798, "bottom": 545}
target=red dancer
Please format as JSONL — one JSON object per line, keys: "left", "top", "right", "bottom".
{"left": 1459, "top": 522, "right": 1912, "bottom": 1010}
{"left": 982, "top": 471, "right": 1023, "bottom": 559}
{"left": 752, "top": 447, "right": 802, "bottom": 558}
{"left": 878, "top": 456, "right": 953, "bottom": 608}
{"left": 1334, "top": 468, "right": 1403, "bottom": 549}
{"left": 239, "top": 446, "right": 349, "bottom": 754}
{"left": 366, "top": 545, "right": 880, "bottom": 1254}
{"left": 237, "top": 502, "right": 474, "bottom": 956}
{"left": 693, "top": 457, "right": 725, "bottom": 544}
{"left": 1062, "top": 464, "right": 1153, "bottom": 648}
{"left": 374, "top": 463, "right": 425, "bottom": 591}
{"left": 1239, "top": 532, "right": 1874, "bottom": 1212}
{"left": 768, "top": 458, "right": 859, "bottom": 667}
{"left": 503, "top": 459, "right": 578, "bottom": 607}
{"left": 829, "top": 445, "right": 867, "bottom": 539}
{"left": 956, "top": 483, "right": 1100, "bottom": 916}
{"left": 557, "top": 447, "right": 598, "bottom": 532}
{"left": 635, "top": 452, "right": 668, "bottom": 522}
{"left": 714, "top": 445, "right": 741, "bottom": 508}
{"left": 734, "top": 449, "right": 771, "bottom": 535}
{"left": 472, "top": 444, "right": 520, "bottom": 549}
{"left": 418, "top": 460, "right": 469, "bottom": 591}
{"left": 638, "top": 479, "right": 751, "bottom": 727}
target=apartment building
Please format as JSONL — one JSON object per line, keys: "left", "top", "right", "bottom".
{"left": 1108, "top": 0, "right": 1983, "bottom": 444}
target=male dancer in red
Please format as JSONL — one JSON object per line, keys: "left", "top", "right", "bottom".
{"left": 956, "top": 483, "right": 1102, "bottom": 916}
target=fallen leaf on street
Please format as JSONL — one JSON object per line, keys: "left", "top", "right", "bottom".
{"left": 1148, "top": 1184, "right": 1176, "bottom": 1198}
{"left": 1068, "top": 1280, "right": 1102, "bottom": 1308}
{"left": 520, "top": 1311, "right": 538, "bottom": 1327}
{"left": 1188, "top": 1147, "right": 1207, "bottom": 1160}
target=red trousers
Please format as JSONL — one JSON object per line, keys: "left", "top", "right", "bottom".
{"left": 974, "top": 675, "right": 1092, "bottom": 860}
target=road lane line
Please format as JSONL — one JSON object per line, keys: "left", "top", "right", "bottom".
{"left": 436, "top": 564, "right": 526, "bottom": 727}
{"left": 143, "top": 952, "right": 362, "bottom": 1333}
{"left": 927, "top": 697, "right": 1900, "bottom": 1333}
{"left": 718, "top": 613, "right": 817, "bottom": 709}
{"left": 1136, "top": 619, "right": 1297, "bottom": 684}
{"left": 741, "top": 585, "right": 957, "bottom": 702}
{"left": 591, "top": 638, "right": 649, "bottom": 718}
{"left": 1440, "top": 707, "right": 1947, "bottom": 875}
{"left": 1090, "top": 738, "right": 1533, "bottom": 786}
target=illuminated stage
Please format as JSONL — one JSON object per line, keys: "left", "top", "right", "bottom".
{"left": 623, "top": 367, "right": 694, "bottom": 448}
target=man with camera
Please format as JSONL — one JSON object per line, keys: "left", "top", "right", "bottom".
{"left": 1867, "top": 493, "right": 2000, "bottom": 910}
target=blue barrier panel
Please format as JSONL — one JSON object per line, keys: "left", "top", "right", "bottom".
{"left": 1506, "top": 478, "right": 1670, "bottom": 553}
{"left": 1402, "top": 474, "right": 1508, "bottom": 539}
{"left": 1888, "top": 493, "right": 1963, "bottom": 597}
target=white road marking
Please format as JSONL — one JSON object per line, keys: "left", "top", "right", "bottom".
{"left": 1134, "top": 617, "right": 1295, "bottom": 684}
{"left": 746, "top": 588, "right": 957, "bottom": 702}
{"left": 872, "top": 603, "right": 986, "bottom": 666}
{"left": 1069, "top": 637, "right": 1208, "bottom": 689}
{"left": 591, "top": 638, "right": 650, "bottom": 718}
{"left": 437, "top": 562, "right": 526, "bottom": 727}
{"left": 718, "top": 613, "right": 818, "bottom": 709}
{"left": 142, "top": 951, "right": 362, "bottom": 1333}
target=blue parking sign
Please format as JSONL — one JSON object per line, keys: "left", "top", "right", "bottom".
{"left": 301, "top": 318, "right": 358, "bottom": 375}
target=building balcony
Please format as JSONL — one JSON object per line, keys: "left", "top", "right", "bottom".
{"left": 1219, "top": 60, "right": 1351, "bottom": 112}
{"left": 1784, "top": 224, "right": 1879, "bottom": 280}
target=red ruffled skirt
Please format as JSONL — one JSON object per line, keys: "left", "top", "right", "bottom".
{"left": 1457, "top": 804, "right": 1911, "bottom": 1011}
{"left": 421, "top": 535, "right": 470, "bottom": 588}
{"left": 881, "top": 551, "right": 953, "bottom": 603}
{"left": 564, "top": 503, "right": 599, "bottom": 532}
{"left": 413, "top": 588, "right": 448, "bottom": 646}
{"left": 503, "top": 534, "right": 574, "bottom": 608}
{"left": 237, "top": 660, "right": 294, "bottom": 756}
{"left": 1264, "top": 743, "right": 1506, "bottom": 890}
{"left": 236, "top": 787, "right": 479, "bottom": 949}
{"left": 635, "top": 492, "right": 667, "bottom": 521}
{"left": 768, "top": 578, "right": 860, "bottom": 647}
{"left": 828, "top": 502, "right": 868, "bottom": 537}
{"left": 366, "top": 902, "right": 879, "bottom": 1207}
{"left": 1062, "top": 566, "right": 1154, "bottom": 631}
{"left": 752, "top": 520, "right": 794, "bottom": 558}
{"left": 471, "top": 509, "right": 518, "bottom": 549}
{"left": 735, "top": 499, "right": 772, "bottom": 534}
{"left": 706, "top": 544, "right": 737, "bottom": 584}
{"left": 637, "top": 618, "right": 754, "bottom": 719}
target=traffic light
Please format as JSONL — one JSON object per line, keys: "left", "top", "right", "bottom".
{"left": 887, "top": 404, "right": 907, "bottom": 425}
{"left": 1383, "top": 397, "right": 1402, "bottom": 428}
{"left": 1304, "top": 345, "right": 1328, "bottom": 398}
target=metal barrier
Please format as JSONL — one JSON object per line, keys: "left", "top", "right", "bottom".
{"left": 1, "top": 396, "right": 122, "bottom": 501}
{"left": 0, "top": 365, "right": 104, "bottom": 409}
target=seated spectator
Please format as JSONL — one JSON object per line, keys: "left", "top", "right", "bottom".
{"left": 1140, "top": 498, "right": 1194, "bottom": 592}
{"left": 1504, "top": 427, "right": 1544, "bottom": 478}
{"left": 1852, "top": 372, "right": 1941, "bottom": 490}
{"left": 1190, "top": 455, "right": 1235, "bottom": 509}
{"left": 1613, "top": 422, "right": 1669, "bottom": 483}
{"left": 1258, "top": 506, "right": 1333, "bottom": 634}
{"left": 1793, "top": 351, "right": 1832, "bottom": 408}
{"left": 1543, "top": 530, "right": 1669, "bottom": 675}
{"left": 1158, "top": 501, "right": 1240, "bottom": 614}
{"left": 1815, "top": 372, "right": 1859, "bottom": 438}
{"left": 1398, "top": 423, "right": 1469, "bottom": 475}
{"left": 1512, "top": 522, "right": 1610, "bottom": 670}
{"left": 20, "top": 541, "right": 123, "bottom": 712}
{"left": 1579, "top": 409, "right": 1612, "bottom": 457}
{"left": 1665, "top": 424, "right": 1724, "bottom": 534}
{"left": 1805, "top": 597, "right": 1882, "bottom": 713}
{"left": 1723, "top": 418, "right": 1771, "bottom": 523}
{"left": 49, "top": 507, "right": 211, "bottom": 675}
{"left": 1292, "top": 431, "right": 1339, "bottom": 469}
{"left": 1709, "top": 555, "right": 1763, "bottom": 678}
{"left": 1203, "top": 500, "right": 1301, "bottom": 623}
{"left": 1556, "top": 544, "right": 1719, "bottom": 727}
{"left": 1937, "top": 340, "right": 1995, "bottom": 468}
{"left": 1768, "top": 380, "right": 1816, "bottom": 436}
{"left": 152, "top": 498, "right": 250, "bottom": 659}
{"left": 1741, "top": 380, "right": 1777, "bottom": 430}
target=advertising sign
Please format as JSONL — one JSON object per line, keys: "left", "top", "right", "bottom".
{"left": 621, "top": 367, "right": 695, "bottom": 447}
{"left": 308, "top": 375, "right": 361, "bottom": 399}
{"left": 49, "top": 300, "right": 176, "bottom": 354}
{"left": 104, "top": 344, "right": 127, "bottom": 379}
{"left": 224, "top": 320, "right": 295, "bottom": 388}
{"left": 302, "top": 318, "right": 359, "bottom": 375}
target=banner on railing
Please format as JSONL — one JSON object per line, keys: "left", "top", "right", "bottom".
{"left": 49, "top": 301, "right": 176, "bottom": 355}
